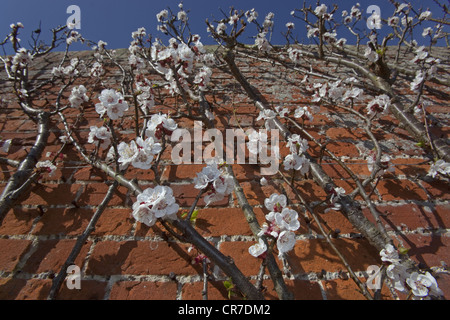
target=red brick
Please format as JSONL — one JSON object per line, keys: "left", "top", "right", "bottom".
{"left": 398, "top": 234, "right": 450, "bottom": 269}
{"left": 92, "top": 208, "right": 134, "bottom": 236}
{"left": 161, "top": 164, "right": 205, "bottom": 181}
{"left": 376, "top": 179, "right": 428, "bottom": 201}
{"left": 287, "top": 279, "right": 324, "bottom": 300}
{"left": 322, "top": 278, "right": 389, "bottom": 300}
{"left": 73, "top": 166, "right": 108, "bottom": 182}
{"left": 194, "top": 207, "right": 262, "bottom": 237}
{"left": 19, "top": 183, "right": 81, "bottom": 206}
{"left": 56, "top": 280, "right": 108, "bottom": 300}
{"left": 259, "top": 278, "right": 324, "bottom": 300}
{"left": 324, "top": 142, "right": 360, "bottom": 158}
{"left": 171, "top": 183, "right": 229, "bottom": 207}
{"left": 364, "top": 203, "right": 449, "bottom": 232}
{"left": 435, "top": 273, "right": 450, "bottom": 300}
{"left": 321, "top": 161, "right": 371, "bottom": 179}
{"left": 0, "top": 278, "right": 51, "bottom": 300}
{"left": 32, "top": 208, "right": 92, "bottom": 236}
{"left": 420, "top": 179, "right": 450, "bottom": 200}
{"left": 287, "top": 238, "right": 379, "bottom": 274}
{"left": 22, "top": 239, "right": 91, "bottom": 274}
{"left": 86, "top": 240, "right": 201, "bottom": 276}
{"left": 325, "top": 127, "right": 366, "bottom": 140}
{"left": 0, "top": 239, "right": 32, "bottom": 272}
{"left": 77, "top": 183, "right": 128, "bottom": 207}
{"left": 219, "top": 241, "right": 263, "bottom": 276}
{"left": 0, "top": 207, "right": 39, "bottom": 235}
{"left": 238, "top": 180, "right": 284, "bottom": 206}
{"left": 391, "top": 158, "right": 430, "bottom": 177}
{"left": 110, "top": 281, "right": 178, "bottom": 300}
{"left": 181, "top": 280, "right": 243, "bottom": 300}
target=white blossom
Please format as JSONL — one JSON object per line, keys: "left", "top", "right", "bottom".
{"left": 264, "top": 193, "right": 287, "bottom": 213}
{"left": 367, "top": 94, "right": 391, "bottom": 116}
{"left": 380, "top": 244, "right": 400, "bottom": 264}
{"left": 95, "top": 89, "right": 129, "bottom": 120}
{"left": 145, "top": 113, "right": 178, "bottom": 140}
{"left": 428, "top": 159, "right": 450, "bottom": 178}
{"left": 246, "top": 130, "right": 268, "bottom": 155}
{"left": 283, "top": 153, "right": 310, "bottom": 174}
{"left": 248, "top": 238, "right": 267, "bottom": 258}
{"left": 314, "top": 4, "right": 328, "bottom": 17}
{"left": 36, "top": 160, "right": 57, "bottom": 177}
{"left": 69, "top": 85, "right": 89, "bottom": 108}
{"left": 407, "top": 272, "right": 443, "bottom": 298}
{"left": 364, "top": 47, "right": 379, "bottom": 63}
{"left": 287, "top": 134, "right": 308, "bottom": 155}
{"left": 386, "top": 263, "right": 408, "bottom": 293}
{"left": 88, "top": 125, "right": 111, "bottom": 149}
{"left": 287, "top": 47, "right": 302, "bottom": 64}
{"left": 388, "top": 16, "right": 399, "bottom": 27}
{"left": 294, "top": 106, "right": 314, "bottom": 122}
{"left": 245, "top": 8, "right": 258, "bottom": 23}
{"left": 216, "top": 22, "right": 227, "bottom": 35}
{"left": 90, "top": 61, "right": 105, "bottom": 77}
{"left": 275, "top": 208, "right": 300, "bottom": 231}
{"left": 156, "top": 9, "right": 169, "bottom": 22}
{"left": 132, "top": 186, "right": 179, "bottom": 227}
{"left": 260, "top": 177, "right": 268, "bottom": 186}
{"left": 255, "top": 32, "right": 271, "bottom": 53}
{"left": 11, "top": 48, "right": 32, "bottom": 72}
{"left": 419, "top": 10, "right": 432, "bottom": 20}
{"left": 277, "top": 230, "right": 296, "bottom": 255}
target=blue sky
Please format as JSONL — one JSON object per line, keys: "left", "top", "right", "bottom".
{"left": 0, "top": 0, "right": 446, "bottom": 53}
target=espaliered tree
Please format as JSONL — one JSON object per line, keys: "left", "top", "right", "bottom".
{"left": 0, "top": 1, "right": 448, "bottom": 300}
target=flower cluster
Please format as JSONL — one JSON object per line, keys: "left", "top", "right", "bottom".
{"left": 149, "top": 10, "right": 214, "bottom": 98}
{"left": 90, "top": 61, "right": 105, "bottom": 78}
{"left": 193, "top": 161, "right": 234, "bottom": 206}
{"left": 324, "top": 186, "right": 346, "bottom": 213}
{"left": 410, "top": 46, "right": 441, "bottom": 92}
{"left": 69, "top": 85, "right": 88, "bottom": 108}
{"left": 427, "top": 159, "right": 450, "bottom": 178}
{"left": 36, "top": 160, "right": 57, "bottom": 177}
{"left": 117, "top": 136, "right": 162, "bottom": 170}
{"left": 287, "top": 47, "right": 302, "bottom": 64}
{"left": 283, "top": 134, "right": 310, "bottom": 174}
{"left": 11, "top": 48, "right": 32, "bottom": 72}
{"left": 95, "top": 89, "right": 129, "bottom": 120}
{"left": 132, "top": 186, "right": 179, "bottom": 227}
{"left": 245, "top": 8, "right": 258, "bottom": 23}
{"left": 379, "top": 244, "right": 443, "bottom": 299}
{"left": 255, "top": 32, "right": 271, "bottom": 53}
{"left": 256, "top": 109, "right": 277, "bottom": 130}
{"left": 249, "top": 193, "right": 300, "bottom": 258}
{"left": 367, "top": 152, "right": 395, "bottom": 175}
{"left": 52, "top": 58, "right": 86, "bottom": 78}
{"left": 366, "top": 94, "right": 391, "bottom": 117}
{"left": 88, "top": 125, "right": 111, "bottom": 149}
{"left": 135, "top": 77, "right": 155, "bottom": 111}
{"left": 247, "top": 130, "right": 268, "bottom": 155}
{"left": 342, "top": 4, "right": 362, "bottom": 24}
{"left": 145, "top": 113, "right": 178, "bottom": 141}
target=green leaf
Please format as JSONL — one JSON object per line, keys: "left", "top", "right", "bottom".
{"left": 415, "top": 141, "right": 426, "bottom": 148}
{"left": 223, "top": 280, "right": 234, "bottom": 290}
{"left": 190, "top": 210, "right": 199, "bottom": 222}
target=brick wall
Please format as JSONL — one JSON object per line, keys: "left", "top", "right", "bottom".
{"left": 0, "top": 46, "right": 448, "bottom": 300}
